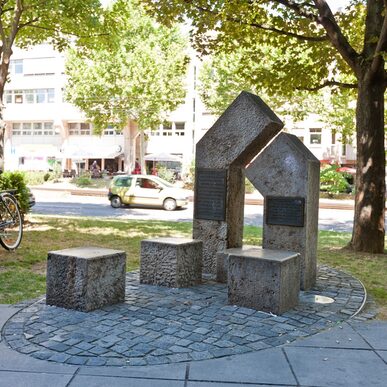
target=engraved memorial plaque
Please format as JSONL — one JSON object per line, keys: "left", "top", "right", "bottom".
{"left": 266, "top": 196, "right": 305, "bottom": 227}
{"left": 195, "top": 169, "right": 227, "bottom": 221}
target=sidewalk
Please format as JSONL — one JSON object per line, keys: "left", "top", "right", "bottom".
{"left": 1, "top": 268, "right": 386, "bottom": 386}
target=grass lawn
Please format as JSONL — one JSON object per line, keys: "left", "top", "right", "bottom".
{"left": 0, "top": 215, "right": 386, "bottom": 319}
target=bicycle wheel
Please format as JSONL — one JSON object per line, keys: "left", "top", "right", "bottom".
{"left": 0, "top": 193, "right": 23, "bottom": 250}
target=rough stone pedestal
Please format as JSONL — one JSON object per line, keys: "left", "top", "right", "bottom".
{"left": 216, "top": 245, "right": 256, "bottom": 283}
{"left": 46, "top": 247, "right": 126, "bottom": 312}
{"left": 140, "top": 237, "right": 202, "bottom": 288}
{"left": 228, "top": 247, "right": 300, "bottom": 315}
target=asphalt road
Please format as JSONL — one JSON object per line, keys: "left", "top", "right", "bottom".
{"left": 30, "top": 189, "right": 355, "bottom": 232}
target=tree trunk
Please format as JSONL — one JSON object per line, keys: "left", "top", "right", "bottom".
{"left": 350, "top": 70, "right": 385, "bottom": 253}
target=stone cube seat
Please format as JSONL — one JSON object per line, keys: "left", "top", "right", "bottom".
{"left": 227, "top": 247, "right": 300, "bottom": 315}
{"left": 140, "top": 237, "right": 202, "bottom": 288}
{"left": 46, "top": 247, "right": 126, "bottom": 312}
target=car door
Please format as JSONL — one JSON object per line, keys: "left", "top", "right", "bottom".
{"left": 131, "top": 177, "right": 163, "bottom": 207}
{"left": 115, "top": 176, "right": 133, "bottom": 204}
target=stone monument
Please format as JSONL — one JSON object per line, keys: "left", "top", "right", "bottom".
{"left": 193, "top": 91, "right": 283, "bottom": 274}
{"left": 245, "top": 132, "right": 320, "bottom": 290}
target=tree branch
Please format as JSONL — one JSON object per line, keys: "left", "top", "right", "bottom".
{"left": 369, "top": 3, "right": 387, "bottom": 79}
{"left": 312, "top": 0, "right": 360, "bottom": 76}
{"left": 298, "top": 80, "right": 358, "bottom": 91}
{"left": 25, "top": 24, "right": 109, "bottom": 39}
{"left": 194, "top": 3, "right": 326, "bottom": 42}
{"left": 271, "top": 0, "right": 318, "bottom": 21}
{"left": 10, "top": 0, "right": 23, "bottom": 43}
{"left": 232, "top": 18, "right": 327, "bottom": 42}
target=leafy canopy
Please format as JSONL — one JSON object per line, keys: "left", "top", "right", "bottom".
{"left": 141, "top": 0, "right": 366, "bottom": 92}
{"left": 0, "top": 0, "right": 105, "bottom": 53}
{"left": 65, "top": 0, "right": 189, "bottom": 132}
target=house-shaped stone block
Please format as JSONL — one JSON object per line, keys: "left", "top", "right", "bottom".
{"left": 193, "top": 91, "right": 283, "bottom": 274}
{"left": 246, "top": 132, "right": 320, "bottom": 290}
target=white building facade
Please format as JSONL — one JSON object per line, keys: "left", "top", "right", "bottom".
{"left": 2, "top": 44, "right": 356, "bottom": 176}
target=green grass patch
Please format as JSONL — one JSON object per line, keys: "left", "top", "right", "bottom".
{"left": 0, "top": 216, "right": 385, "bottom": 319}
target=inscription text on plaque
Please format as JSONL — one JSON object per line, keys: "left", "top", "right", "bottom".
{"left": 195, "top": 169, "right": 227, "bottom": 221}
{"left": 266, "top": 196, "right": 305, "bottom": 227}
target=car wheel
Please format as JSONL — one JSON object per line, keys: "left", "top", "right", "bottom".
{"left": 163, "top": 198, "right": 177, "bottom": 211}
{"left": 110, "top": 196, "right": 122, "bottom": 208}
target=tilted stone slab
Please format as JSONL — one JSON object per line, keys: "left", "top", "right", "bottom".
{"left": 227, "top": 247, "right": 300, "bottom": 315}
{"left": 46, "top": 247, "right": 126, "bottom": 312}
{"left": 246, "top": 132, "right": 320, "bottom": 290}
{"left": 140, "top": 237, "right": 202, "bottom": 288}
{"left": 194, "top": 91, "right": 283, "bottom": 274}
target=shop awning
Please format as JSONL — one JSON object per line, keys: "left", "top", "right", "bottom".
{"left": 144, "top": 152, "right": 182, "bottom": 162}
{"left": 61, "top": 145, "right": 123, "bottom": 159}
{"left": 15, "top": 144, "right": 61, "bottom": 158}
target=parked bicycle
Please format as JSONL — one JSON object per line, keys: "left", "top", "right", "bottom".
{"left": 0, "top": 190, "right": 23, "bottom": 250}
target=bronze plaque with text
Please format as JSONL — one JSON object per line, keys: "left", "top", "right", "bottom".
{"left": 266, "top": 196, "right": 305, "bottom": 227}
{"left": 195, "top": 169, "right": 227, "bottom": 221}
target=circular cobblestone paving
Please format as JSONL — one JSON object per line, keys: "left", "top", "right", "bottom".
{"left": 3, "top": 265, "right": 367, "bottom": 367}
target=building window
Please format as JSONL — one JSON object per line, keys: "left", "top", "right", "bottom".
{"left": 162, "top": 122, "right": 173, "bottom": 136}
{"left": 43, "top": 122, "right": 54, "bottom": 135}
{"left": 4, "top": 89, "right": 55, "bottom": 104}
{"left": 14, "top": 90, "right": 23, "bottom": 104}
{"left": 9, "top": 59, "right": 23, "bottom": 75}
{"left": 309, "top": 128, "right": 322, "bottom": 145}
{"left": 12, "top": 121, "right": 55, "bottom": 136}
{"left": 175, "top": 122, "right": 185, "bottom": 136}
{"left": 12, "top": 123, "right": 21, "bottom": 136}
{"left": 69, "top": 122, "right": 91, "bottom": 135}
{"left": 103, "top": 126, "right": 122, "bottom": 136}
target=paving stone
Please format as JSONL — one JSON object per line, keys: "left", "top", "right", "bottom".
{"left": 3, "top": 266, "right": 368, "bottom": 366}
{"left": 66, "top": 356, "right": 88, "bottom": 365}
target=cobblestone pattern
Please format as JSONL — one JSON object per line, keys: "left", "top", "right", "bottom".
{"left": 3, "top": 265, "right": 368, "bottom": 367}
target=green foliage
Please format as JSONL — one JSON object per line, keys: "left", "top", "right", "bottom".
{"left": 183, "top": 160, "right": 195, "bottom": 190}
{"left": 24, "top": 171, "right": 47, "bottom": 186}
{"left": 24, "top": 171, "right": 59, "bottom": 185}
{"left": 157, "top": 165, "right": 175, "bottom": 183}
{"left": 3, "top": 0, "right": 106, "bottom": 52}
{"left": 245, "top": 178, "right": 256, "bottom": 194}
{"left": 73, "top": 172, "right": 92, "bottom": 187}
{"left": 65, "top": 0, "right": 189, "bottom": 132}
{"left": 0, "top": 171, "right": 30, "bottom": 214}
{"left": 320, "top": 165, "right": 350, "bottom": 195}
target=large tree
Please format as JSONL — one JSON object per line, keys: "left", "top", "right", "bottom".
{"left": 0, "top": 0, "right": 106, "bottom": 168}
{"left": 65, "top": 0, "right": 188, "bottom": 134}
{"left": 143, "top": 0, "right": 386, "bottom": 253}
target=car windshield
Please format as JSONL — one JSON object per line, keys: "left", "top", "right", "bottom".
{"left": 114, "top": 177, "right": 132, "bottom": 187}
{"left": 151, "top": 176, "right": 175, "bottom": 188}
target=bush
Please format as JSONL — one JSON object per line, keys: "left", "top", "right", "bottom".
{"left": 0, "top": 171, "right": 30, "bottom": 214}
{"left": 245, "top": 178, "right": 256, "bottom": 194}
{"left": 24, "top": 171, "right": 47, "bottom": 186}
{"left": 157, "top": 165, "right": 175, "bottom": 183}
{"left": 73, "top": 172, "right": 92, "bottom": 187}
{"left": 183, "top": 160, "right": 195, "bottom": 190}
{"left": 320, "top": 165, "right": 350, "bottom": 196}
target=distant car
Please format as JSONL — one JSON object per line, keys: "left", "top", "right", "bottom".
{"left": 108, "top": 174, "right": 189, "bottom": 211}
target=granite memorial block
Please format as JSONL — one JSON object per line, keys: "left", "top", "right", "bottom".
{"left": 194, "top": 91, "right": 283, "bottom": 274}
{"left": 140, "top": 237, "right": 202, "bottom": 288}
{"left": 227, "top": 247, "right": 300, "bottom": 314}
{"left": 246, "top": 132, "right": 320, "bottom": 290}
{"left": 46, "top": 246, "right": 126, "bottom": 312}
